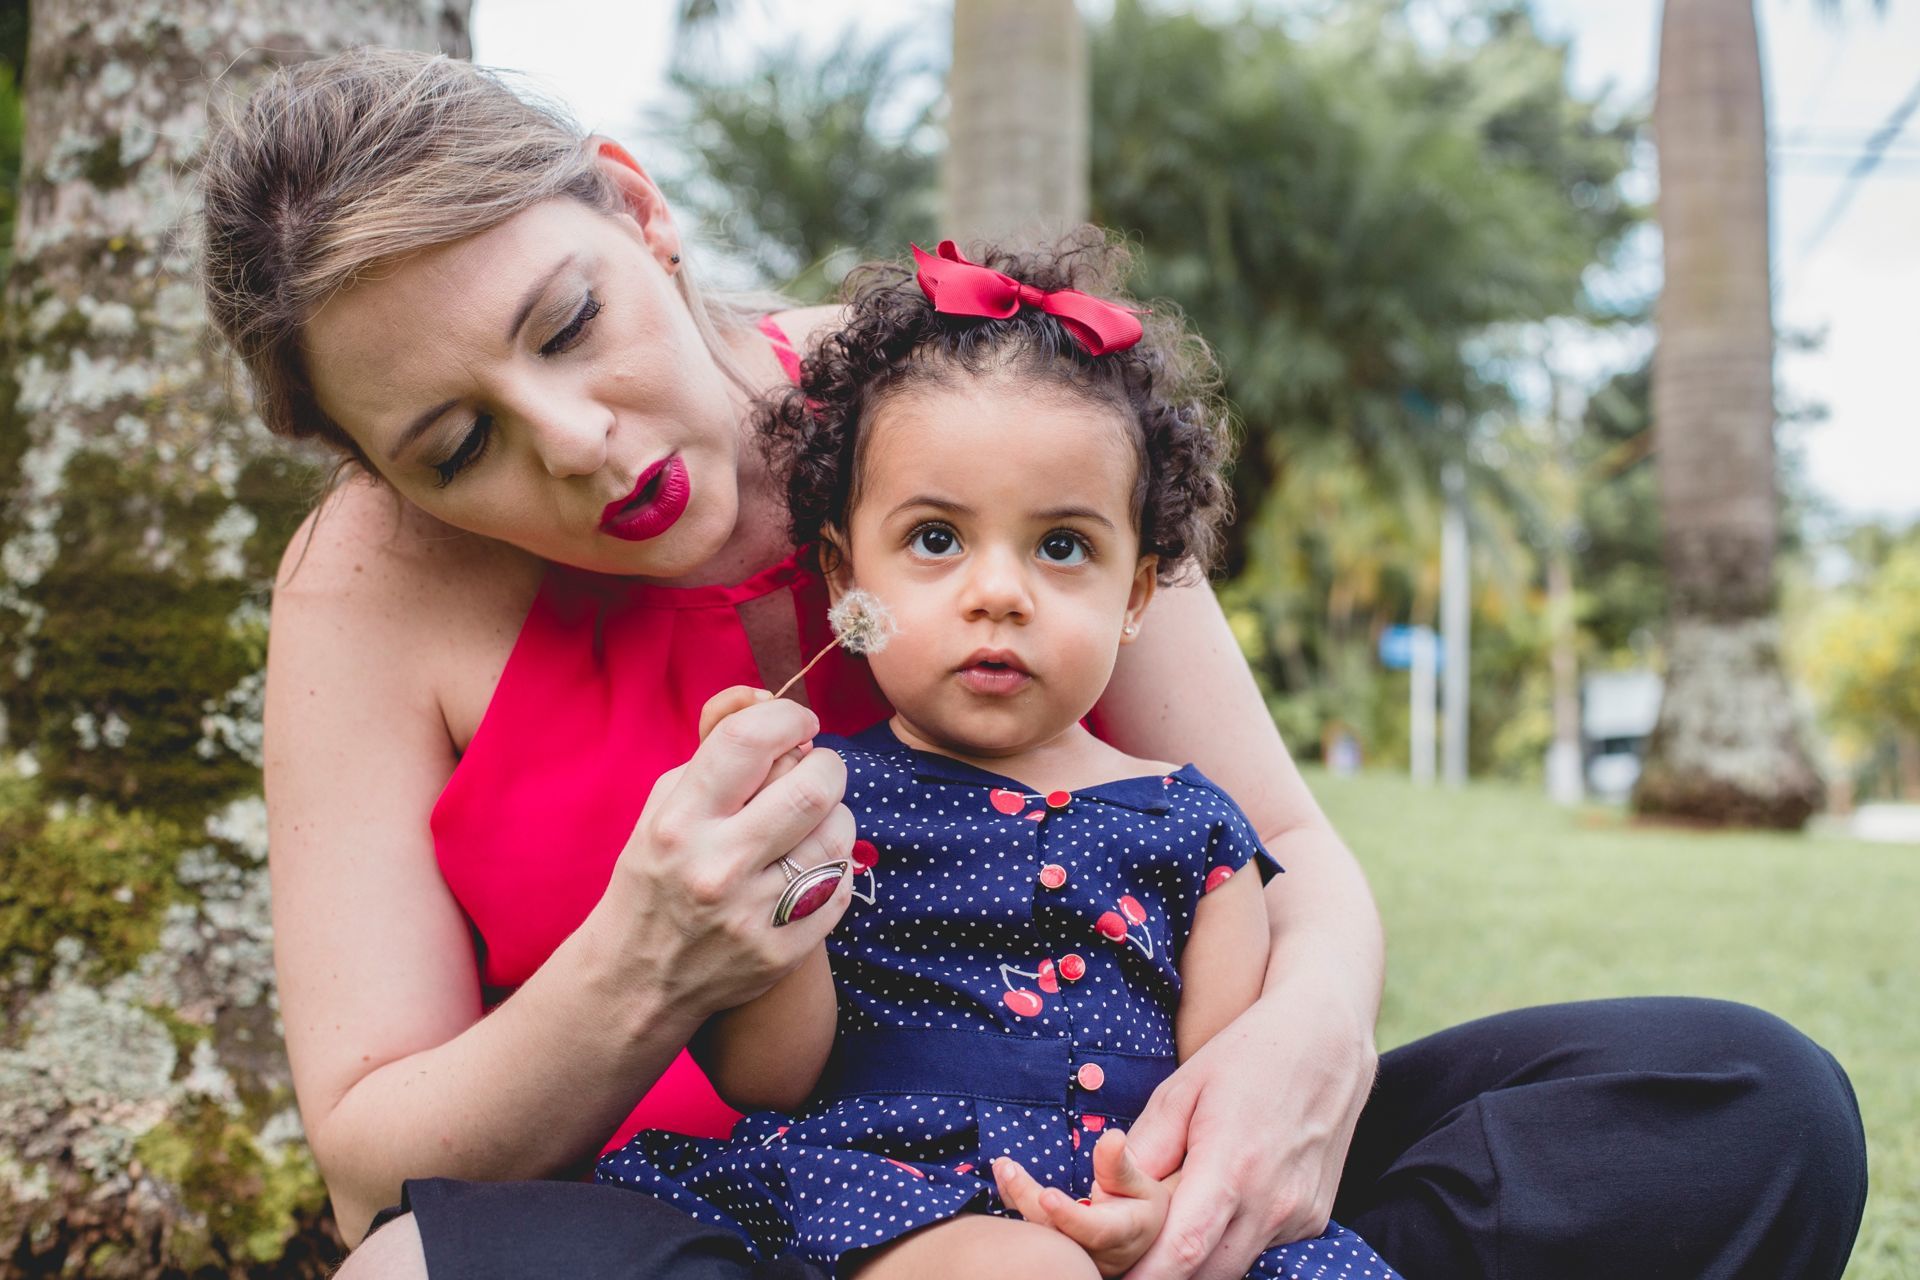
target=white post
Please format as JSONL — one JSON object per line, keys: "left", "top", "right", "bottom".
{"left": 1411, "top": 628, "right": 1437, "bottom": 786}
{"left": 1441, "top": 464, "right": 1471, "bottom": 788}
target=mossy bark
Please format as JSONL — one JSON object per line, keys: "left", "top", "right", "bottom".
{"left": 0, "top": 2, "right": 469, "bottom": 1274}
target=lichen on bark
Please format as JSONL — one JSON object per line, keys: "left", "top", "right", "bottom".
{"left": 0, "top": 2, "right": 472, "bottom": 1273}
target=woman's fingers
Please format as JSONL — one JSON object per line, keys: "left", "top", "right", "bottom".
{"left": 677, "top": 695, "right": 821, "bottom": 817}
{"left": 730, "top": 745, "right": 848, "bottom": 865}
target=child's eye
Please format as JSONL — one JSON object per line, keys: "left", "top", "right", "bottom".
{"left": 907, "top": 523, "right": 961, "bottom": 558}
{"left": 1038, "top": 530, "right": 1090, "bottom": 565}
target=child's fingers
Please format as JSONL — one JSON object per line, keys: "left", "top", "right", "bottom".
{"left": 1038, "top": 1191, "right": 1145, "bottom": 1257}
{"left": 991, "top": 1157, "right": 1058, "bottom": 1228}
{"left": 1091, "top": 1129, "right": 1161, "bottom": 1202}
{"left": 697, "top": 685, "right": 772, "bottom": 742}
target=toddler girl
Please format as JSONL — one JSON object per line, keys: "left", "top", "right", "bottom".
{"left": 597, "top": 235, "right": 1399, "bottom": 1280}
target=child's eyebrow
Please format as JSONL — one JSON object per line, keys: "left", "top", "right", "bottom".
{"left": 886, "top": 495, "right": 975, "bottom": 520}
{"left": 1035, "top": 506, "right": 1117, "bottom": 530}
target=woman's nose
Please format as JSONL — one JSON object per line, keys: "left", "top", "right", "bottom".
{"left": 960, "top": 545, "right": 1033, "bottom": 622}
{"left": 520, "top": 397, "right": 614, "bottom": 479}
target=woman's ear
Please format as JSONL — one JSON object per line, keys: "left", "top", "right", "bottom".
{"left": 820, "top": 526, "right": 855, "bottom": 602}
{"left": 591, "top": 138, "right": 682, "bottom": 273}
{"left": 1120, "top": 556, "right": 1158, "bottom": 644}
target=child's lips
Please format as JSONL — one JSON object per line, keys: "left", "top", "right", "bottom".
{"left": 956, "top": 659, "right": 1033, "bottom": 696}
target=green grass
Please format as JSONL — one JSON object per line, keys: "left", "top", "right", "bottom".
{"left": 1309, "top": 768, "right": 1919, "bottom": 1280}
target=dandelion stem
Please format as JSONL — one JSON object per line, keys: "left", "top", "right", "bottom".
{"left": 771, "top": 640, "right": 837, "bottom": 702}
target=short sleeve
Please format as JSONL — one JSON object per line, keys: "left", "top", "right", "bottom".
{"left": 1200, "top": 804, "right": 1283, "bottom": 898}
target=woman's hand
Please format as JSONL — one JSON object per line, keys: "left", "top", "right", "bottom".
{"left": 589, "top": 685, "right": 855, "bottom": 1024}
{"left": 1121, "top": 967, "right": 1377, "bottom": 1280}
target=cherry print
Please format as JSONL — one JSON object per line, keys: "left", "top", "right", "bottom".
{"left": 1002, "top": 988, "right": 1043, "bottom": 1018}
{"left": 1119, "top": 894, "right": 1147, "bottom": 925}
{"left": 1096, "top": 911, "right": 1129, "bottom": 941}
{"left": 884, "top": 1158, "right": 927, "bottom": 1178}
{"left": 1071, "top": 1128, "right": 1081, "bottom": 1150}
{"left": 1081, "top": 1114, "right": 1105, "bottom": 1132}
{"left": 1045, "top": 789, "right": 1071, "bottom": 809}
{"left": 990, "top": 788, "right": 1025, "bottom": 814}
{"left": 1025, "top": 810, "right": 1045, "bottom": 822}
{"left": 955, "top": 1162, "right": 974, "bottom": 1175}
{"left": 1076, "top": 1196, "right": 1093, "bottom": 1206}
{"left": 1038, "top": 863, "right": 1068, "bottom": 890}
{"left": 1205, "top": 864, "right": 1235, "bottom": 893}
{"left": 851, "top": 838, "right": 880, "bottom": 871}
{"left": 1058, "top": 953, "right": 1087, "bottom": 981}
{"left": 1037, "top": 959, "right": 1059, "bottom": 993}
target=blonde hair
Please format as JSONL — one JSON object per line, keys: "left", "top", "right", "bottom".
{"left": 198, "top": 47, "right": 772, "bottom": 473}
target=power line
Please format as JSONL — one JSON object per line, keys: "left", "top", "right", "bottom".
{"left": 1794, "top": 70, "right": 1920, "bottom": 265}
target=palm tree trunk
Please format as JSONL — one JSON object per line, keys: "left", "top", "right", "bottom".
{"left": 1635, "top": 0, "right": 1822, "bottom": 828}
{"left": 943, "top": 0, "right": 1088, "bottom": 245}
{"left": 0, "top": 4, "right": 467, "bottom": 1272}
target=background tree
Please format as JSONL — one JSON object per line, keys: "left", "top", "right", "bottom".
{"left": 0, "top": 3, "right": 469, "bottom": 1274}
{"left": 943, "top": 0, "right": 1086, "bottom": 243}
{"left": 1632, "top": 0, "right": 1825, "bottom": 827}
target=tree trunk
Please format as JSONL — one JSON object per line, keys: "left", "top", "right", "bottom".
{"left": 0, "top": 4, "right": 467, "bottom": 1274}
{"left": 942, "top": 0, "right": 1087, "bottom": 245}
{"left": 1634, "top": 0, "right": 1822, "bottom": 829}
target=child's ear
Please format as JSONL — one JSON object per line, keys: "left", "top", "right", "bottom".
{"left": 821, "top": 526, "right": 855, "bottom": 601}
{"left": 1121, "top": 556, "right": 1158, "bottom": 644}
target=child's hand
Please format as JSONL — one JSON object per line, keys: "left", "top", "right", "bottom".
{"left": 699, "top": 685, "right": 813, "bottom": 782}
{"left": 993, "top": 1129, "right": 1174, "bottom": 1278}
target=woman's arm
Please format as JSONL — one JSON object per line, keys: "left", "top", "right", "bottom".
{"left": 1093, "top": 579, "right": 1384, "bottom": 1280}
{"left": 269, "top": 491, "right": 853, "bottom": 1244}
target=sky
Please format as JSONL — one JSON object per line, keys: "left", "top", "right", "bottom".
{"left": 471, "top": 0, "right": 1920, "bottom": 526}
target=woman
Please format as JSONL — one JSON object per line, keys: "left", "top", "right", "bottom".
{"left": 199, "top": 49, "right": 1866, "bottom": 1280}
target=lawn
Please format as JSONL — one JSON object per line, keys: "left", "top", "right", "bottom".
{"left": 1309, "top": 768, "right": 1919, "bottom": 1279}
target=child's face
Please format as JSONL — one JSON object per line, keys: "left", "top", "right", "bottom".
{"left": 828, "top": 375, "right": 1156, "bottom": 759}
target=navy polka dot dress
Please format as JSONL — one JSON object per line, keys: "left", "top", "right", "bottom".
{"left": 597, "top": 722, "right": 1400, "bottom": 1279}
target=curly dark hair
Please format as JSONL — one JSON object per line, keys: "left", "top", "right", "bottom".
{"left": 758, "top": 229, "right": 1235, "bottom": 584}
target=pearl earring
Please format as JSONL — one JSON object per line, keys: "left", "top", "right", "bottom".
{"left": 1122, "top": 624, "right": 1138, "bottom": 637}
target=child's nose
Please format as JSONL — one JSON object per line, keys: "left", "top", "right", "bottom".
{"left": 960, "top": 546, "right": 1033, "bottom": 621}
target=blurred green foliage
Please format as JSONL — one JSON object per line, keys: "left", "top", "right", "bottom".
{"left": 656, "top": 31, "right": 939, "bottom": 299}
{"left": 1, "top": 0, "right": 21, "bottom": 282}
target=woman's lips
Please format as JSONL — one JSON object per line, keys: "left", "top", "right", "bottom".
{"left": 600, "top": 456, "right": 691, "bottom": 541}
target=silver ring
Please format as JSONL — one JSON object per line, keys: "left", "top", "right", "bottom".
{"left": 771, "top": 856, "right": 849, "bottom": 928}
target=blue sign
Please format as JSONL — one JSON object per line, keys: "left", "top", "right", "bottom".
{"left": 1379, "top": 625, "right": 1442, "bottom": 672}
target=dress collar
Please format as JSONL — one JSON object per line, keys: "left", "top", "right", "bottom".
{"left": 844, "top": 720, "right": 1183, "bottom": 815}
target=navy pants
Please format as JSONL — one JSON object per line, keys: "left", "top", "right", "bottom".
{"left": 374, "top": 998, "right": 1867, "bottom": 1280}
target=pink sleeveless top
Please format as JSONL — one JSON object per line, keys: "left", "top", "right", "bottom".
{"left": 429, "top": 318, "right": 892, "bottom": 1153}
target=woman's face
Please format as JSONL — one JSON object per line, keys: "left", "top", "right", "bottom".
{"left": 302, "top": 192, "right": 748, "bottom": 577}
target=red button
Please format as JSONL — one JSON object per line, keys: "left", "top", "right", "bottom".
{"left": 1039, "top": 863, "right": 1068, "bottom": 889}
{"left": 1046, "top": 789, "right": 1071, "bottom": 809}
{"left": 1058, "top": 953, "right": 1087, "bottom": 981}
{"left": 1076, "top": 1062, "right": 1105, "bottom": 1091}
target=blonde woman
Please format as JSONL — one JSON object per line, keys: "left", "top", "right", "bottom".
{"left": 201, "top": 48, "right": 1866, "bottom": 1280}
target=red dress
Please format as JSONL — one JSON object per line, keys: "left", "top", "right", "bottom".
{"left": 428, "top": 318, "right": 891, "bottom": 1152}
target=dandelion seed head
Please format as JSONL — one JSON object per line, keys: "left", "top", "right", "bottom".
{"left": 828, "top": 589, "right": 897, "bottom": 656}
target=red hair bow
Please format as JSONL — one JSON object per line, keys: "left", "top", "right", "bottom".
{"left": 911, "top": 241, "right": 1144, "bottom": 356}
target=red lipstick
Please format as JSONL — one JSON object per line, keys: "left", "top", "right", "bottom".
{"left": 600, "top": 456, "right": 691, "bottom": 541}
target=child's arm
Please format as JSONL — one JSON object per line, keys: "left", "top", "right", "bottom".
{"left": 1174, "top": 865, "right": 1270, "bottom": 1061}
{"left": 690, "top": 945, "right": 839, "bottom": 1113}
{"left": 682, "top": 686, "right": 845, "bottom": 1113}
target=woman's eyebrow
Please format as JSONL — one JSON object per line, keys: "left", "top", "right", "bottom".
{"left": 392, "top": 399, "right": 457, "bottom": 462}
{"left": 506, "top": 253, "right": 577, "bottom": 342}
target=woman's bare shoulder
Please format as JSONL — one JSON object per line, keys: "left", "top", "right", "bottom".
{"left": 769, "top": 304, "right": 849, "bottom": 355}
{"left": 274, "top": 475, "right": 541, "bottom": 613}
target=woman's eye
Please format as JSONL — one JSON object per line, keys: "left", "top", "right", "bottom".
{"left": 540, "top": 294, "right": 602, "bottom": 357}
{"left": 432, "top": 415, "right": 492, "bottom": 487}
{"left": 1038, "top": 530, "right": 1089, "bottom": 565}
{"left": 907, "top": 524, "right": 961, "bottom": 558}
